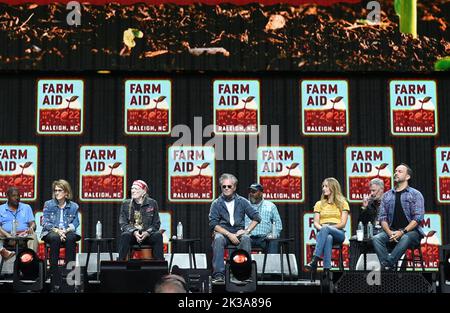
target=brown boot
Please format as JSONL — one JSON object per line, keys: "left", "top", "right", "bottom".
{"left": 0, "top": 248, "right": 15, "bottom": 261}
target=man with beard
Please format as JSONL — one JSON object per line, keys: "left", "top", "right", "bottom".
{"left": 349, "top": 178, "right": 384, "bottom": 269}
{"left": 245, "top": 183, "right": 282, "bottom": 254}
{"left": 118, "top": 180, "right": 164, "bottom": 260}
{"left": 359, "top": 178, "right": 385, "bottom": 234}
{"left": 372, "top": 164, "right": 425, "bottom": 271}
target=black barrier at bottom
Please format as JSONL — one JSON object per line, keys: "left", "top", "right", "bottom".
{"left": 171, "top": 267, "right": 212, "bottom": 293}
{"left": 439, "top": 245, "right": 450, "bottom": 293}
{"left": 99, "top": 260, "right": 168, "bottom": 293}
{"left": 49, "top": 266, "right": 88, "bottom": 293}
{"left": 324, "top": 271, "right": 437, "bottom": 293}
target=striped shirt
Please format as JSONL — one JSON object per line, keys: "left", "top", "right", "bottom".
{"left": 245, "top": 199, "right": 282, "bottom": 237}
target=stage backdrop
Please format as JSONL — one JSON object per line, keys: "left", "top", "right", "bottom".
{"left": 0, "top": 1, "right": 448, "bottom": 72}
{"left": 0, "top": 72, "right": 449, "bottom": 278}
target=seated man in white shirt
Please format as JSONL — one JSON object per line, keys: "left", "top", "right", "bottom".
{"left": 208, "top": 174, "right": 261, "bottom": 283}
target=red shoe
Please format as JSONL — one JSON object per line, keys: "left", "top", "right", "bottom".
{"left": 0, "top": 248, "right": 15, "bottom": 261}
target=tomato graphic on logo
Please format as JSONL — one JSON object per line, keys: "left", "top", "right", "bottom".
{"left": 171, "top": 162, "right": 213, "bottom": 199}
{"left": 216, "top": 96, "right": 258, "bottom": 132}
{"left": 127, "top": 96, "right": 169, "bottom": 133}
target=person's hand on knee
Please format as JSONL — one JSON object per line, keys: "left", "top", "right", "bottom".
{"left": 227, "top": 233, "right": 240, "bottom": 245}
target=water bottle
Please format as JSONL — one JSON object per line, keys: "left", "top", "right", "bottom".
{"left": 12, "top": 219, "right": 17, "bottom": 236}
{"left": 271, "top": 222, "right": 277, "bottom": 239}
{"left": 357, "top": 221, "right": 364, "bottom": 241}
{"left": 96, "top": 221, "right": 102, "bottom": 239}
{"left": 358, "top": 221, "right": 363, "bottom": 233}
{"left": 177, "top": 222, "right": 183, "bottom": 239}
{"left": 367, "top": 222, "right": 373, "bottom": 239}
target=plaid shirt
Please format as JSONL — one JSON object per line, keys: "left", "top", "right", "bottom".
{"left": 378, "top": 186, "right": 425, "bottom": 236}
{"left": 245, "top": 199, "right": 282, "bottom": 237}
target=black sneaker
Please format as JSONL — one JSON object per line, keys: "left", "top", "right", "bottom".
{"left": 305, "top": 256, "right": 320, "bottom": 271}
{"left": 212, "top": 274, "right": 225, "bottom": 284}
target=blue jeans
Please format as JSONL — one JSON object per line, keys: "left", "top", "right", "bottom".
{"left": 250, "top": 236, "right": 279, "bottom": 254}
{"left": 313, "top": 225, "right": 346, "bottom": 269}
{"left": 372, "top": 230, "right": 422, "bottom": 268}
{"left": 212, "top": 233, "right": 251, "bottom": 277}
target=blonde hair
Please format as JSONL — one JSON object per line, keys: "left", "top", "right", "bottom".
{"left": 320, "top": 177, "right": 347, "bottom": 211}
{"left": 52, "top": 179, "right": 73, "bottom": 200}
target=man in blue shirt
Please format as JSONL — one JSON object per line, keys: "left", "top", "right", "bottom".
{"left": 245, "top": 183, "right": 282, "bottom": 253}
{"left": 0, "top": 186, "right": 38, "bottom": 252}
{"left": 372, "top": 164, "right": 425, "bottom": 271}
{"left": 208, "top": 173, "right": 261, "bottom": 283}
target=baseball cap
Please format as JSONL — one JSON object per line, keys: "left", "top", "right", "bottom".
{"left": 248, "top": 183, "right": 263, "bottom": 192}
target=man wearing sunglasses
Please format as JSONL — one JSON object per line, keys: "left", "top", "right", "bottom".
{"left": 209, "top": 173, "right": 261, "bottom": 283}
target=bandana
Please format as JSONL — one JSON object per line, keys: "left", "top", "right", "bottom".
{"left": 132, "top": 180, "right": 148, "bottom": 191}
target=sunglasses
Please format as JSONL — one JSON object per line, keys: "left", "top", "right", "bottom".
{"left": 249, "top": 189, "right": 258, "bottom": 193}
{"left": 222, "top": 185, "right": 233, "bottom": 189}
{"left": 54, "top": 189, "right": 64, "bottom": 193}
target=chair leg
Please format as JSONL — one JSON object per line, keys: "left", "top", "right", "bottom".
{"left": 418, "top": 247, "right": 425, "bottom": 272}
{"left": 339, "top": 246, "right": 344, "bottom": 271}
{"left": 261, "top": 251, "right": 268, "bottom": 282}
{"left": 284, "top": 243, "right": 292, "bottom": 281}
{"left": 279, "top": 244, "right": 284, "bottom": 282}
{"left": 0, "top": 258, "right": 4, "bottom": 277}
{"left": 44, "top": 246, "right": 49, "bottom": 268}
{"left": 310, "top": 265, "right": 317, "bottom": 282}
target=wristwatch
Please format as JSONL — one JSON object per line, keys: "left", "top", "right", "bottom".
{"left": 402, "top": 228, "right": 408, "bottom": 234}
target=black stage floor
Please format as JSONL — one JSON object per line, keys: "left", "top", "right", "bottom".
{"left": 0, "top": 271, "right": 443, "bottom": 293}
{"left": 0, "top": 278, "right": 320, "bottom": 293}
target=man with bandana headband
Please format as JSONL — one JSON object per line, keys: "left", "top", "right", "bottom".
{"left": 118, "top": 180, "right": 164, "bottom": 260}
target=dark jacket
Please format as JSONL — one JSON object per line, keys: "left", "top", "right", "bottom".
{"left": 358, "top": 199, "right": 380, "bottom": 225}
{"left": 208, "top": 193, "right": 261, "bottom": 233}
{"left": 119, "top": 196, "right": 160, "bottom": 234}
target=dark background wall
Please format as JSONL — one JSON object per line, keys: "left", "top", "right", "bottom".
{"left": 1, "top": 72, "right": 448, "bottom": 278}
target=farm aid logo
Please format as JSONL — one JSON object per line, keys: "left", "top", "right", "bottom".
{"left": 79, "top": 146, "right": 127, "bottom": 201}
{"left": 37, "top": 79, "right": 84, "bottom": 134}
{"left": 257, "top": 146, "right": 304, "bottom": 202}
{"left": 404, "top": 213, "right": 441, "bottom": 270}
{"left": 214, "top": 80, "right": 260, "bottom": 135}
{"left": 0, "top": 146, "right": 38, "bottom": 201}
{"left": 168, "top": 146, "right": 215, "bottom": 202}
{"left": 436, "top": 147, "right": 450, "bottom": 203}
{"left": 346, "top": 147, "right": 393, "bottom": 203}
{"left": 390, "top": 80, "right": 438, "bottom": 136}
{"left": 301, "top": 80, "right": 349, "bottom": 135}
{"left": 125, "top": 80, "right": 171, "bottom": 135}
